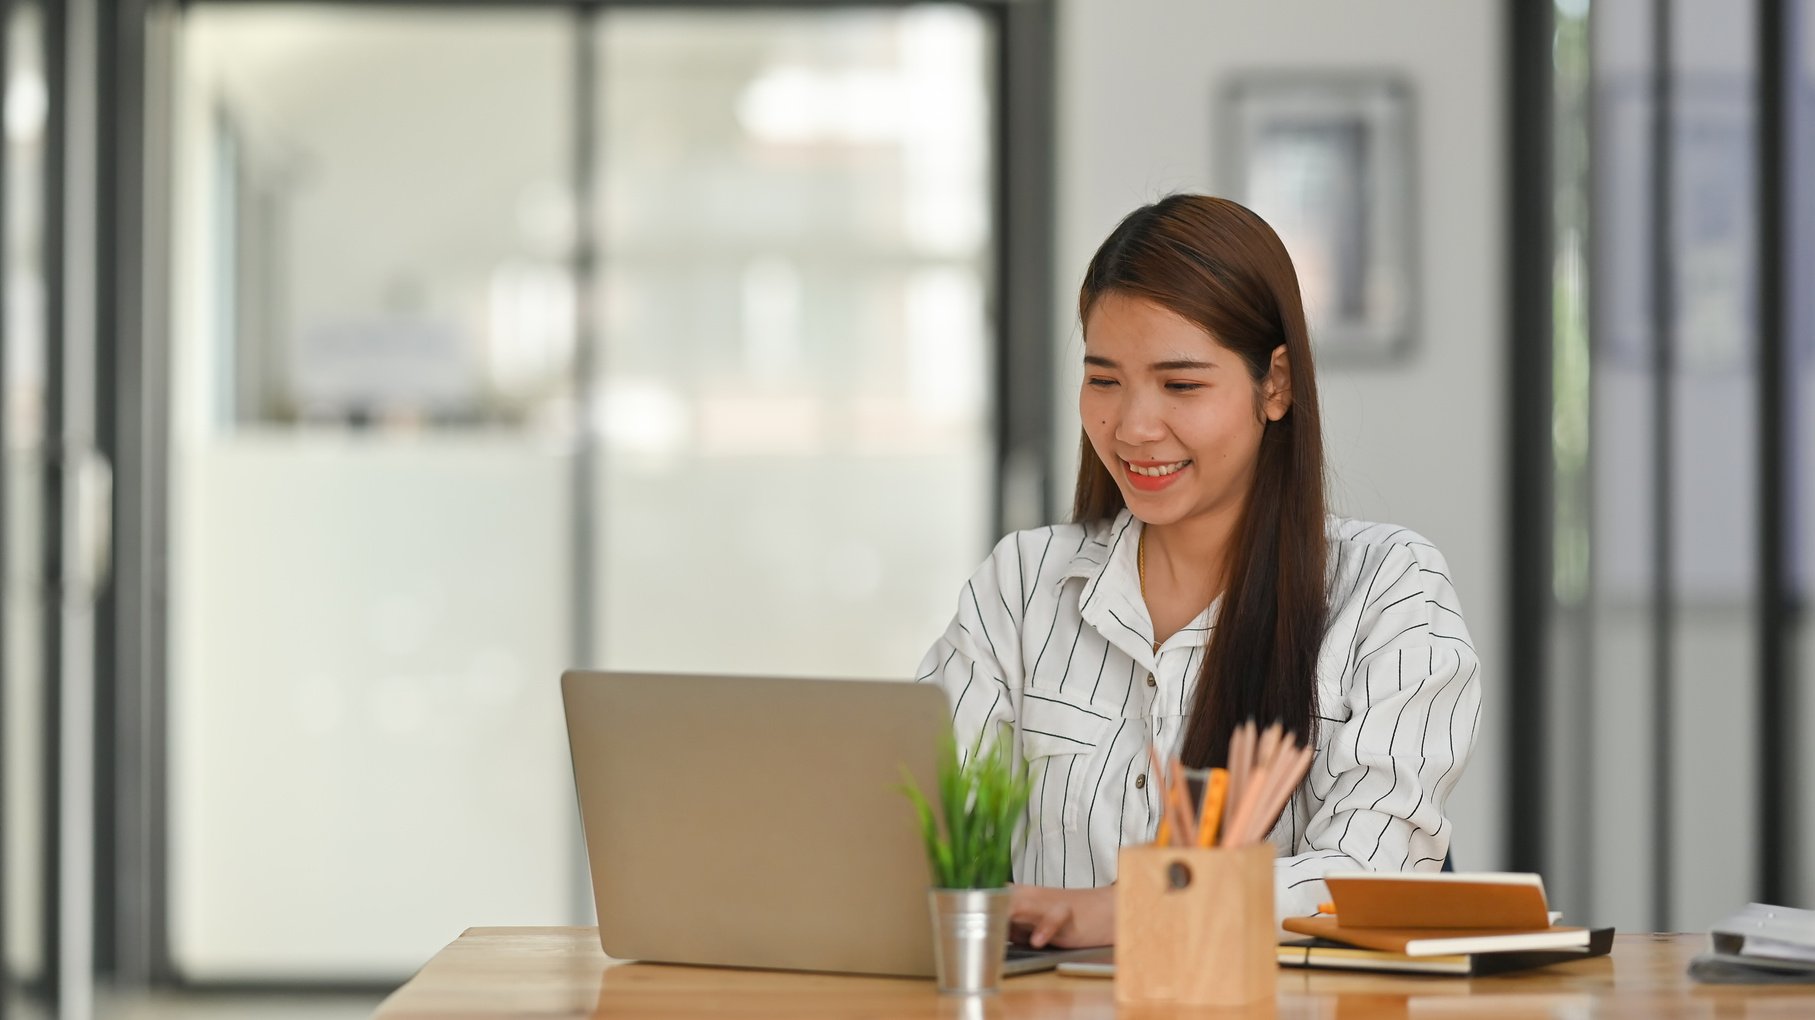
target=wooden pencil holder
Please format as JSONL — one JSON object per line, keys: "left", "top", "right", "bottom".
{"left": 1114, "top": 842, "right": 1276, "bottom": 1008}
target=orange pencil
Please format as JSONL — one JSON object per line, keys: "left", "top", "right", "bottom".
{"left": 1227, "top": 755, "right": 1272, "bottom": 846}
{"left": 1233, "top": 724, "right": 1287, "bottom": 845}
{"left": 1195, "top": 767, "right": 1229, "bottom": 847}
{"left": 1166, "top": 755, "right": 1198, "bottom": 847}
{"left": 1256, "top": 721, "right": 1284, "bottom": 779}
{"left": 1243, "top": 739, "right": 1312, "bottom": 846}
{"left": 1223, "top": 721, "right": 1254, "bottom": 839}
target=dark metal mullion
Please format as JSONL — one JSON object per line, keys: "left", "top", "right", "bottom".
{"left": 1505, "top": 0, "right": 1553, "bottom": 877}
{"left": 1648, "top": 0, "right": 1676, "bottom": 934}
{"left": 100, "top": 0, "right": 167, "bottom": 989}
{"left": 38, "top": 0, "right": 69, "bottom": 1005}
{"left": 991, "top": 1, "right": 1055, "bottom": 539}
{"left": 1755, "top": 0, "right": 1792, "bottom": 906}
{"left": 987, "top": 6, "right": 1008, "bottom": 539}
{"left": 92, "top": 0, "right": 133, "bottom": 979}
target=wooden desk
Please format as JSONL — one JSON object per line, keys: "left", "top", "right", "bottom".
{"left": 375, "top": 927, "right": 1815, "bottom": 1018}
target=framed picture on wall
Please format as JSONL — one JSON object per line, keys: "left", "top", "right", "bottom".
{"left": 1220, "top": 75, "right": 1416, "bottom": 362}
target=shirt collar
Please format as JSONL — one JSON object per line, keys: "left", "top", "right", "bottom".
{"left": 1057, "top": 510, "right": 1118, "bottom": 583}
{"left": 1059, "top": 508, "right": 1216, "bottom": 663}
{"left": 1062, "top": 510, "right": 1158, "bottom": 667}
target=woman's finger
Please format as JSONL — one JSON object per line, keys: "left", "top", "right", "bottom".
{"left": 1031, "top": 902, "right": 1071, "bottom": 948}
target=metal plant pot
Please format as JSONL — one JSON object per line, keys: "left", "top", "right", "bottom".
{"left": 927, "top": 887, "right": 1012, "bottom": 995}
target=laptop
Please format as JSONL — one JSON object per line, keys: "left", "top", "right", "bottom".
{"left": 561, "top": 670, "right": 1111, "bottom": 977}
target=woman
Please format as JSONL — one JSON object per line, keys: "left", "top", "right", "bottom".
{"left": 916, "top": 195, "right": 1481, "bottom": 949}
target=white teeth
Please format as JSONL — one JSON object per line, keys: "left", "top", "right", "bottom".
{"left": 1125, "top": 460, "right": 1189, "bottom": 477}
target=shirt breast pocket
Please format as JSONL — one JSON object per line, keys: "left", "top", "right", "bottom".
{"left": 1019, "top": 690, "right": 1114, "bottom": 834}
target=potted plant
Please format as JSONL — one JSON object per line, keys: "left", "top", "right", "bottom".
{"left": 901, "top": 725, "right": 1033, "bottom": 995}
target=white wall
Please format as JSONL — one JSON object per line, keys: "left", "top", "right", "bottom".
{"left": 1052, "top": 0, "right": 1507, "bottom": 868}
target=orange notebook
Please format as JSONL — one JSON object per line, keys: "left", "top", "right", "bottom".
{"left": 1321, "top": 871, "right": 1551, "bottom": 929}
{"left": 1282, "top": 871, "right": 1591, "bottom": 957}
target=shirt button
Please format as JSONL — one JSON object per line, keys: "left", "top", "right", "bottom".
{"left": 1135, "top": 773, "right": 1147, "bottom": 790}
{"left": 1146, "top": 674, "right": 1157, "bottom": 688}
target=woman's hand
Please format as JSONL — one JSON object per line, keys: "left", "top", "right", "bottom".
{"left": 1007, "top": 884, "right": 1115, "bottom": 948}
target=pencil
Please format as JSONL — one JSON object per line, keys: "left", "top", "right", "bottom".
{"left": 1224, "top": 720, "right": 1255, "bottom": 839}
{"left": 1226, "top": 754, "right": 1272, "bottom": 846}
{"left": 1256, "top": 721, "right": 1284, "bottom": 780}
{"left": 1242, "top": 739, "right": 1312, "bottom": 846}
{"left": 1166, "top": 755, "right": 1198, "bottom": 847}
{"left": 1195, "top": 767, "right": 1228, "bottom": 847}
{"left": 1234, "top": 723, "right": 1287, "bottom": 844}
{"left": 1247, "top": 724, "right": 1291, "bottom": 844}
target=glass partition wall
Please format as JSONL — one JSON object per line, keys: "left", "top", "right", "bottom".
{"left": 162, "top": 2, "right": 1002, "bottom": 982}
{"left": 589, "top": 7, "right": 992, "bottom": 678}
{"left": 167, "top": 7, "right": 579, "bottom": 980}
{"left": 1530, "top": 0, "right": 1812, "bottom": 933}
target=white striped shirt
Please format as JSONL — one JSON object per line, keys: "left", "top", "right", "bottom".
{"left": 914, "top": 509, "right": 1482, "bottom": 921}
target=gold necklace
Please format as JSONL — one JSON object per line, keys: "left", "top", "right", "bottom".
{"left": 1138, "top": 528, "right": 1147, "bottom": 594}
{"left": 1138, "top": 529, "right": 1158, "bottom": 652}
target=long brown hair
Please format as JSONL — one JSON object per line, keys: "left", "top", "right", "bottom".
{"left": 1071, "top": 194, "right": 1328, "bottom": 768}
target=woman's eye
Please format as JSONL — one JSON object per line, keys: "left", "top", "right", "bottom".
{"left": 1086, "top": 377, "right": 1118, "bottom": 389}
{"left": 1164, "top": 381, "right": 1204, "bottom": 392}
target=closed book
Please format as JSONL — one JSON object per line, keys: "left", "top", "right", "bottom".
{"left": 1320, "top": 871, "right": 1553, "bottom": 930}
{"left": 1277, "top": 927, "right": 1615, "bottom": 976}
{"left": 1280, "top": 914, "right": 1591, "bottom": 956}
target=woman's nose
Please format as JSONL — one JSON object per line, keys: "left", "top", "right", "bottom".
{"left": 1114, "top": 391, "right": 1167, "bottom": 444}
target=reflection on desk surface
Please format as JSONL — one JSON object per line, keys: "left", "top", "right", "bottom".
{"left": 374, "top": 928, "right": 1815, "bottom": 1019}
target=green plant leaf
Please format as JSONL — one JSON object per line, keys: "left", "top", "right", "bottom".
{"left": 898, "top": 768, "right": 949, "bottom": 886}
{"left": 899, "top": 720, "right": 1031, "bottom": 890}
{"left": 937, "top": 732, "right": 964, "bottom": 878}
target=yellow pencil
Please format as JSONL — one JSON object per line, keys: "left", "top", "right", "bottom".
{"left": 1195, "top": 767, "right": 1228, "bottom": 847}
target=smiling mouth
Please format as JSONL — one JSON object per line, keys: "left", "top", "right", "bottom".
{"left": 1123, "top": 459, "right": 1191, "bottom": 477}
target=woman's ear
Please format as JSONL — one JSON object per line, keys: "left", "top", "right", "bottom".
{"left": 1262, "top": 345, "right": 1293, "bottom": 421}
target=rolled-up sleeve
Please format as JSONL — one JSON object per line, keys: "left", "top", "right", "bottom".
{"left": 914, "top": 532, "right": 1029, "bottom": 763}
{"left": 1274, "top": 541, "right": 1483, "bottom": 920}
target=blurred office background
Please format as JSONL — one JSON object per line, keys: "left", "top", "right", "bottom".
{"left": 0, "top": 0, "right": 1809, "bottom": 1016}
